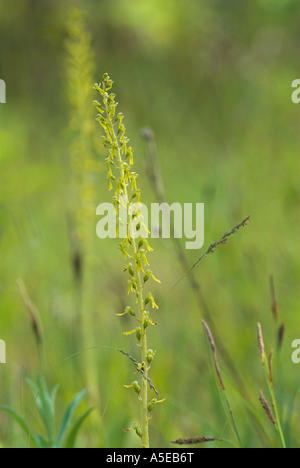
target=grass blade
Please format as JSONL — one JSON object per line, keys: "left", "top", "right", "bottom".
{"left": 57, "top": 389, "right": 88, "bottom": 448}
{"left": 65, "top": 407, "right": 94, "bottom": 448}
{"left": 0, "top": 405, "right": 38, "bottom": 447}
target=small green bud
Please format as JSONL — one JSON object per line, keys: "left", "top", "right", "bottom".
{"left": 117, "top": 306, "right": 135, "bottom": 317}
{"left": 135, "top": 426, "right": 142, "bottom": 438}
{"left": 147, "top": 397, "right": 165, "bottom": 412}
{"left": 128, "top": 277, "right": 137, "bottom": 294}
{"left": 144, "top": 292, "right": 158, "bottom": 309}
{"left": 143, "top": 270, "right": 151, "bottom": 283}
{"left": 125, "top": 306, "right": 135, "bottom": 316}
{"left": 147, "top": 349, "right": 155, "bottom": 363}
{"left": 148, "top": 399, "right": 155, "bottom": 412}
{"left": 138, "top": 239, "right": 144, "bottom": 249}
{"left": 144, "top": 293, "right": 151, "bottom": 306}
{"left": 136, "top": 328, "right": 141, "bottom": 341}
{"left": 128, "top": 263, "right": 134, "bottom": 276}
{"left": 143, "top": 319, "right": 149, "bottom": 329}
{"left": 123, "top": 424, "right": 142, "bottom": 439}
{"left": 132, "top": 381, "right": 141, "bottom": 394}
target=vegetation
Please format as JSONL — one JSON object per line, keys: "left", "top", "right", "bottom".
{"left": 94, "top": 73, "right": 163, "bottom": 447}
{"left": 0, "top": 0, "right": 299, "bottom": 448}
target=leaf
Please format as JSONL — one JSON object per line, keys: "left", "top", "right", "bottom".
{"left": 26, "top": 378, "right": 46, "bottom": 426}
{"left": 0, "top": 405, "right": 38, "bottom": 447}
{"left": 57, "top": 389, "right": 88, "bottom": 448}
{"left": 26, "top": 377, "right": 56, "bottom": 444}
{"left": 33, "top": 434, "right": 51, "bottom": 448}
{"left": 37, "top": 376, "right": 57, "bottom": 443}
{"left": 50, "top": 384, "right": 59, "bottom": 408}
{"left": 65, "top": 408, "right": 93, "bottom": 448}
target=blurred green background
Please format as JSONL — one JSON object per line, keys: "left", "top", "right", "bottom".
{"left": 0, "top": 0, "right": 299, "bottom": 448}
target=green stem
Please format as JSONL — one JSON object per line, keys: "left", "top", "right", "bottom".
{"left": 264, "top": 354, "right": 286, "bottom": 448}
{"left": 270, "top": 383, "right": 286, "bottom": 448}
{"left": 132, "top": 239, "right": 149, "bottom": 447}
{"left": 203, "top": 331, "right": 243, "bottom": 449}
{"left": 222, "top": 391, "right": 243, "bottom": 448}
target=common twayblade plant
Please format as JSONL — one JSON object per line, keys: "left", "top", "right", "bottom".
{"left": 94, "top": 74, "right": 163, "bottom": 448}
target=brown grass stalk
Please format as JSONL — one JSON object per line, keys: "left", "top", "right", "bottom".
{"left": 259, "top": 390, "right": 276, "bottom": 425}
{"left": 257, "top": 323, "right": 265, "bottom": 366}
{"left": 172, "top": 437, "right": 220, "bottom": 445}
{"left": 202, "top": 320, "right": 225, "bottom": 391}
{"left": 17, "top": 278, "right": 42, "bottom": 347}
{"left": 270, "top": 275, "right": 278, "bottom": 322}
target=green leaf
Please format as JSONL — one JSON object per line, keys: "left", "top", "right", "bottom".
{"left": 33, "top": 434, "right": 51, "bottom": 448}
{"left": 26, "top": 377, "right": 56, "bottom": 444}
{"left": 50, "top": 384, "right": 59, "bottom": 408}
{"left": 57, "top": 389, "right": 88, "bottom": 448}
{"left": 37, "top": 376, "right": 57, "bottom": 443}
{"left": 0, "top": 405, "right": 38, "bottom": 447}
{"left": 65, "top": 407, "right": 93, "bottom": 448}
{"left": 26, "top": 378, "right": 46, "bottom": 423}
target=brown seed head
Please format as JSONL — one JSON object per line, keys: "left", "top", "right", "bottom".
{"left": 270, "top": 275, "right": 278, "bottom": 322}
{"left": 171, "top": 437, "right": 220, "bottom": 445}
{"left": 259, "top": 390, "right": 276, "bottom": 425}
{"left": 278, "top": 324, "right": 285, "bottom": 349}
{"left": 202, "top": 320, "right": 225, "bottom": 391}
{"left": 257, "top": 323, "right": 265, "bottom": 365}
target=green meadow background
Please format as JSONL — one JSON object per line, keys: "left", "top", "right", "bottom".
{"left": 0, "top": 0, "right": 299, "bottom": 448}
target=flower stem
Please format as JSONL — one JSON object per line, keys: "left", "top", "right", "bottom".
{"left": 264, "top": 354, "right": 286, "bottom": 448}
{"left": 94, "top": 75, "right": 158, "bottom": 447}
{"left": 110, "top": 117, "right": 149, "bottom": 448}
{"left": 132, "top": 239, "right": 149, "bottom": 447}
